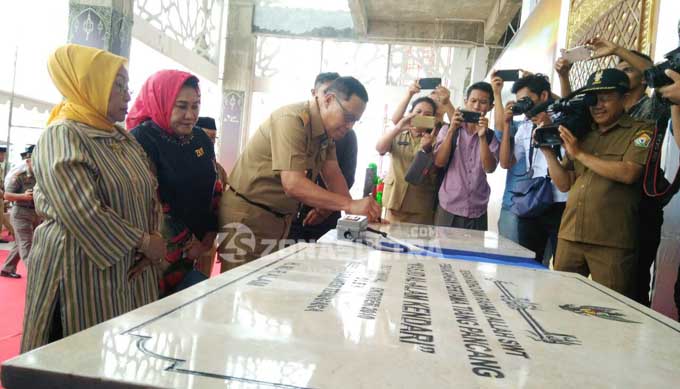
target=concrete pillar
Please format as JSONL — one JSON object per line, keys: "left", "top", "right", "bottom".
{"left": 218, "top": 0, "right": 256, "bottom": 174}
{"left": 449, "top": 47, "right": 471, "bottom": 106}
{"left": 471, "top": 46, "right": 490, "bottom": 84}
{"left": 67, "top": 0, "right": 134, "bottom": 58}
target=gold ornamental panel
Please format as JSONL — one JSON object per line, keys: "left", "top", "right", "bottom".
{"left": 566, "top": 0, "right": 657, "bottom": 90}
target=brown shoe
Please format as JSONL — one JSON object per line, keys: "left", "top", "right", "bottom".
{"left": 0, "top": 270, "right": 20, "bottom": 279}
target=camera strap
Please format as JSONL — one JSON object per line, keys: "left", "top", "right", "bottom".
{"left": 643, "top": 110, "right": 680, "bottom": 205}
{"left": 527, "top": 127, "right": 555, "bottom": 180}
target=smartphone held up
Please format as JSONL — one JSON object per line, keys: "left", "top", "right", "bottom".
{"left": 418, "top": 78, "right": 442, "bottom": 89}
{"left": 561, "top": 46, "right": 592, "bottom": 63}
{"left": 412, "top": 115, "right": 436, "bottom": 130}
{"left": 494, "top": 69, "right": 521, "bottom": 82}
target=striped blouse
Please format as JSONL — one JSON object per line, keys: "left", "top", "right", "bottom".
{"left": 21, "top": 120, "right": 161, "bottom": 352}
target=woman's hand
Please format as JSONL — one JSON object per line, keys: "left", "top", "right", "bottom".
{"left": 434, "top": 85, "right": 451, "bottom": 107}
{"left": 184, "top": 233, "right": 216, "bottom": 260}
{"left": 396, "top": 112, "right": 418, "bottom": 132}
{"left": 127, "top": 253, "right": 169, "bottom": 280}
{"left": 127, "top": 255, "right": 152, "bottom": 280}
{"left": 408, "top": 79, "right": 421, "bottom": 96}
{"left": 421, "top": 130, "right": 436, "bottom": 152}
{"left": 139, "top": 232, "right": 167, "bottom": 262}
{"left": 184, "top": 240, "right": 206, "bottom": 260}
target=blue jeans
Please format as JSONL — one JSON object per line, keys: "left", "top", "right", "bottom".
{"left": 498, "top": 208, "right": 520, "bottom": 244}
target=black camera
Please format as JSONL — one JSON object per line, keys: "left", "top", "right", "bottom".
{"left": 511, "top": 96, "right": 534, "bottom": 115}
{"left": 643, "top": 46, "right": 680, "bottom": 88}
{"left": 460, "top": 110, "right": 481, "bottom": 123}
{"left": 533, "top": 93, "right": 596, "bottom": 147}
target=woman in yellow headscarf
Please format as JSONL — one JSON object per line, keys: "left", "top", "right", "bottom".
{"left": 21, "top": 44, "right": 167, "bottom": 352}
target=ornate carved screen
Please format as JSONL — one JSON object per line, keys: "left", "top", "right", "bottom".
{"left": 566, "top": 0, "right": 656, "bottom": 89}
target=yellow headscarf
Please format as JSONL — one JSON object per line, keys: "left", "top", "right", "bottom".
{"left": 47, "top": 44, "right": 127, "bottom": 131}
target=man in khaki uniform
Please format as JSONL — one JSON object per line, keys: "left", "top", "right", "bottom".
{"left": 542, "top": 69, "right": 653, "bottom": 296}
{"left": 1, "top": 146, "right": 40, "bottom": 279}
{"left": 0, "top": 145, "right": 12, "bottom": 243}
{"left": 220, "top": 77, "right": 380, "bottom": 272}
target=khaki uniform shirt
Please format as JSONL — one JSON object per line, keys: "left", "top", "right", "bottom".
{"left": 383, "top": 130, "right": 437, "bottom": 214}
{"left": 7, "top": 171, "right": 36, "bottom": 208}
{"left": 558, "top": 114, "right": 653, "bottom": 249}
{"left": 228, "top": 101, "right": 336, "bottom": 215}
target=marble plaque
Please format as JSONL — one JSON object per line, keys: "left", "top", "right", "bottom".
{"left": 3, "top": 243, "right": 680, "bottom": 388}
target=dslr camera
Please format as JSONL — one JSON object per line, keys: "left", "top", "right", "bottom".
{"left": 643, "top": 46, "right": 680, "bottom": 89}
{"left": 511, "top": 96, "right": 534, "bottom": 115}
{"left": 533, "top": 93, "right": 596, "bottom": 147}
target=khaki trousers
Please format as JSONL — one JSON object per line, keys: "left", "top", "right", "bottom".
{"left": 218, "top": 190, "right": 292, "bottom": 273}
{"left": 386, "top": 208, "right": 434, "bottom": 225}
{"left": 554, "top": 238, "right": 636, "bottom": 296}
{"left": 0, "top": 200, "right": 14, "bottom": 237}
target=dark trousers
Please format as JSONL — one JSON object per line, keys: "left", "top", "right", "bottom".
{"left": 517, "top": 202, "right": 565, "bottom": 266}
{"left": 434, "top": 205, "right": 488, "bottom": 231}
{"left": 287, "top": 211, "right": 341, "bottom": 242}
{"left": 633, "top": 198, "right": 663, "bottom": 306}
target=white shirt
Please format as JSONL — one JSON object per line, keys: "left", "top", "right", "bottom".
{"left": 513, "top": 119, "right": 569, "bottom": 203}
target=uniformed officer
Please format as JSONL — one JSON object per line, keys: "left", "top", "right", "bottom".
{"left": 287, "top": 72, "right": 359, "bottom": 242}
{"left": 543, "top": 69, "right": 653, "bottom": 296}
{"left": 0, "top": 145, "right": 13, "bottom": 243}
{"left": 376, "top": 96, "right": 439, "bottom": 224}
{"left": 1, "top": 145, "right": 40, "bottom": 279}
{"left": 219, "top": 76, "right": 380, "bottom": 272}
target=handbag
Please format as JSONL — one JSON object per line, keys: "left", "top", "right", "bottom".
{"left": 405, "top": 149, "right": 434, "bottom": 185}
{"left": 509, "top": 145, "right": 554, "bottom": 218}
{"left": 509, "top": 176, "right": 554, "bottom": 218}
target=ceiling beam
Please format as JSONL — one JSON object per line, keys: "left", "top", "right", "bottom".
{"left": 348, "top": 0, "right": 368, "bottom": 37}
{"left": 367, "top": 20, "right": 485, "bottom": 46}
{"left": 485, "top": 0, "right": 522, "bottom": 45}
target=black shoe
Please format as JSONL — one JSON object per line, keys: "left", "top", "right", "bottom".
{"left": 0, "top": 270, "right": 20, "bottom": 279}
{"left": 0, "top": 240, "right": 8, "bottom": 243}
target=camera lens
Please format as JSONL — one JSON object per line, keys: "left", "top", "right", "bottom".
{"left": 643, "top": 61, "right": 673, "bottom": 89}
{"left": 511, "top": 97, "right": 534, "bottom": 115}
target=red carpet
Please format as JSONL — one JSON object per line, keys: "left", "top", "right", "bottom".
{"left": 0, "top": 250, "right": 26, "bottom": 389}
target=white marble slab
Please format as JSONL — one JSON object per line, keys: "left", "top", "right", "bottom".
{"left": 3, "top": 242, "right": 680, "bottom": 388}
{"left": 319, "top": 222, "right": 536, "bottom": 260}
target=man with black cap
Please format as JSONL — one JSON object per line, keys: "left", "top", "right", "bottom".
{"left": 195, "top": 116, "right": 228, "bottom": 276}
{"left": 197, "top": 116, "right": 228, "bottom": 189}
{"left": 543, "top": 69, "right": 653, "bottom": 296}
{"left": 1, "top": 145, "right": 40, "bottom": 278}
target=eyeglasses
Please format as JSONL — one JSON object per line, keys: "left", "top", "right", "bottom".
{"left": 332, "top": 95, "right": 359, "bottom": 124}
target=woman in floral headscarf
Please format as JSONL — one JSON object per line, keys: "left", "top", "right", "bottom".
{"left": 128, "top": 70, "right": 221, "bottom": 297}
{"left": 21, "top": 44, "right": 166, "bottom": 352}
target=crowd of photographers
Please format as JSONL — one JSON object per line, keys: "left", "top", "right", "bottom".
{"left": 378, "top": 36, "right": 680, "bottom": 307}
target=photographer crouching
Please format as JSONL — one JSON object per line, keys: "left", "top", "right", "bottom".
{"left": 545, "top": 68, "right": 653, "bottom": 297}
